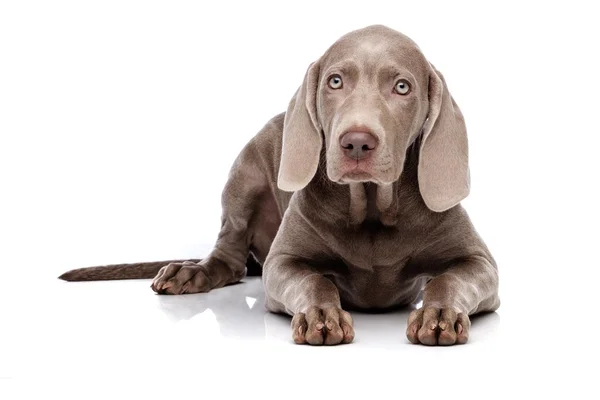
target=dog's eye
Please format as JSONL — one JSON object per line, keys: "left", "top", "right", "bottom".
{"left": 328, "top": 75, "right": 343, "bottom": 89}
{"left": 394, "top": 79, "right": 411, "bottom": 95}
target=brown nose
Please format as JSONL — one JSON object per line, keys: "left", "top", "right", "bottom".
{"left": 340, "top": 131, "right": 378, "bottom": 160}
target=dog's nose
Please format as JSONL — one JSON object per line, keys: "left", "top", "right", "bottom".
{"left": 340, "top": 131, "right": 378, "bottom": 160}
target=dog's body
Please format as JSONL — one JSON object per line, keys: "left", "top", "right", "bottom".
{"left": 60, "top": 25, "right": 500, "bottom": 346}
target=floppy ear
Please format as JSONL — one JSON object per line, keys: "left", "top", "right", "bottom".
{"left": 277, "top": 61, "right": 322, "bottom": 192}
{"left": 418, "top": 64, "right": 470, "bottom": 212}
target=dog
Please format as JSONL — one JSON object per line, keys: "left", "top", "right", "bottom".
{"left": 60, "top": 25, "right": 500, "bottom": 346}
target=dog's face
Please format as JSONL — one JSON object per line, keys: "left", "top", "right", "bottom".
{"left": 278, "top": 25, "right": 470, "bottom": 213}
{"left": 317, "top": 30, "right": 429, "bottom": 185}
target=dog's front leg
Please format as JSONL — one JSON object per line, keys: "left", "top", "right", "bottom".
{"left": 406, "top": 255, "right": 500, "bottom": 346}
{"left": 263, "top": 256, "right": 354, "bottom": 345}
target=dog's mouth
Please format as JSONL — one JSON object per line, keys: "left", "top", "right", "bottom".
{"left": 338, "top": 163, "right": 376, "bottom": 183}
{"left": 333, "top": 156, "right": 398, "bottom": 185}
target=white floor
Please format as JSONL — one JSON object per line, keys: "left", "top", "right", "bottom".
{"left": 1, "top": 266, "right": 594, "bottom": 399}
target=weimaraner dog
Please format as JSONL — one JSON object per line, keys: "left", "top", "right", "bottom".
{"left": 60, "top": 25, "right": 500, "bottom": 346}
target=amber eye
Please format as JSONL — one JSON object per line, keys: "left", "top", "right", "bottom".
{"left": 394, "top": 79, "right": 411, "bottom": 95}
{"left": 328, "top": 74, "right": 343, "bottom": 89}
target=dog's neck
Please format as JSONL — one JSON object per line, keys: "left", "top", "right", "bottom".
{"left": 349, "top": 182, "right": 398, "bottom": 226}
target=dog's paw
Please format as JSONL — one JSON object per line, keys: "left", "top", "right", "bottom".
{"left": 406, "top": 306, "right": 470, "bottom": 345}
{"left": 291, "top": 306, "right": 355, "bottom": 345}
{"left": 151, "top": 261, "right": 212, "bottom": 295}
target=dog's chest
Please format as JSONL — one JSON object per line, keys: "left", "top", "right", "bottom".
{"left": 339, "top": 222, "right": 413, "bottom": 268}
{"left": 328, "top": 260, "right": 424, "bottom": 310}
{"left": 326, "top": 225, "right": 424, "bottom": 309}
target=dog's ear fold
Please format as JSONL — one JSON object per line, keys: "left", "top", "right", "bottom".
{"left": 418, "top": 64, "right": 470, "bottom": 212}
{"left": 277, "top": 61, "right": 322, "bottom": 192}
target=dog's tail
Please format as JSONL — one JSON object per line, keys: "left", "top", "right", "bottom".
{"left": 58, "top": 259, "right": 201, "bottom": 282}
{"left": 58, "top": 256, "right": 263, "bottom": 282}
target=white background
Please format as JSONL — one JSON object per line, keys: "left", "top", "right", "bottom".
{"left": 1, "top": 0, "right": 599, "bottom": 398}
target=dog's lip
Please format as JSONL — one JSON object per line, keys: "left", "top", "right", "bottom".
{"left": 338, "top": 164, "right": 374, "bottom": 181}
{"left": 335, "top": 160, "right": 395, "bottom": 184}
{"left": 342, "top": 159, "right": 371, "bottom": 171}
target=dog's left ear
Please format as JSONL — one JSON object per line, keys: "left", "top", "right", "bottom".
{"left": 418, "top": 64, "right": 470, "bottom": 212}
{"left": 277, "top": 61, "right": 322, "bottom": 192}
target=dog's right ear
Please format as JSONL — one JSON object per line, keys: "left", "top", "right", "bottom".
{"left": 277, "top": 61, "right": 322, "bottom": 192}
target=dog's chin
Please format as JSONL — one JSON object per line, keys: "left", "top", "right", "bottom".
{"left": 330, "top": 166, "right": 394, "bottom": 185}
{"left": 338, "top": 170, "right": 375, "bottom": 184}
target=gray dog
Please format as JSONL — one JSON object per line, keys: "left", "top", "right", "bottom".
{"left": 60, "top": 25, "right": 500, "bottom": 346}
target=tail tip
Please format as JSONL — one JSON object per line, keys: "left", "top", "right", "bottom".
{"left": 58, "top": 270, "right": 76, "bottom": 281}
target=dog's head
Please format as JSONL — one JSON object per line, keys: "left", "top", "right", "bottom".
{"left": 278, "top": 25, "right": 469, "bottom": 212}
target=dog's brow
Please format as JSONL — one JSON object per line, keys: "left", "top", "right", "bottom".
{"left": 323, "top": 60, "right": 359, "bottom": 77}
{"left": 375, "top": 66, "right": 418, "bottom": 89}
{"left": 379, "top": 64, "right": 413, "bottom": 78}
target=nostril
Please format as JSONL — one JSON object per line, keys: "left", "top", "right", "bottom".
{"left": 340, "top": 131, "right": 378, "bottom": 158}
